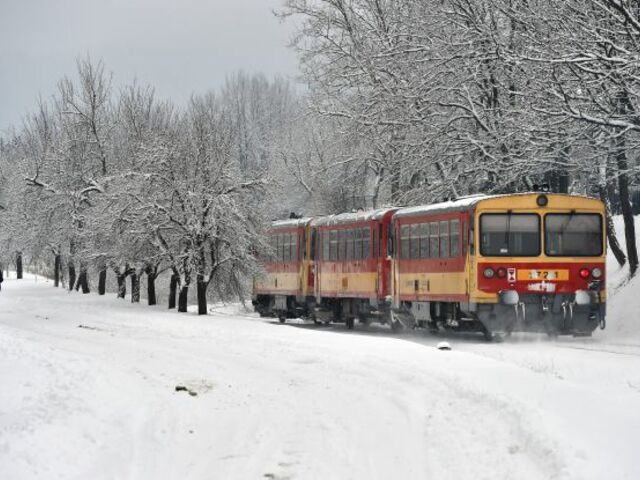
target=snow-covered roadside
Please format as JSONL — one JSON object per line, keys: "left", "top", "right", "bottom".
{"left": 1, "top": 275, "right": 639, "bottom": 480}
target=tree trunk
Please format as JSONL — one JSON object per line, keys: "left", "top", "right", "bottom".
{"left": 599, "top": 186, "right": 626, "bottom": 267}
{"left": 616, "top": 137, "right": 638, "bottom": 276}
{"left": 178, "top": 285, "right": 189, "bottom": 312}
{"left": 98, "top": 267, "right": 107, "bottom": 295}
{"left": 131, "top": 272, "right": 140, "bottom": 303}
{"left": 146, "top": 267, "right": 157, "bottom": 306}
{"left": 197, "top": 274, "right": 207, "bottom": 315}
{"left": 168, "top": 273, "right": 179, "bottom": 309}
{"left": 54, "top": 254, "right": 61, "bottom": 287}
{"left": 76, "top": 267, "right": 90, "bottom": 294}
{"left": 16, "top": 252, "right": 23, "bottom": 279}
{"left": 68, "top": 263, "right": 76, "bottom": 291}
{"left": 117, "top": 274, "right": 126, "bottom": 298}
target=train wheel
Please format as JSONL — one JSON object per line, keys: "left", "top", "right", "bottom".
{"left": 346, "top": 317, "right": 355, "bottom": 330}
{"left": 481, "top": 324, "right": 497, "bottom": 342}
{"left": 278, "top": 312, "right": 286, "bottom": 323}
{"left": 544, "top": 318, "right": 558, "bottom": 338}
{"left": 391, "top": 320, "right": 404, "bottom": 332}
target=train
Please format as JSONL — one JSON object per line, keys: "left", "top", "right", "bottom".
{"left": 252, "top": 193, "right": 607, "bottom": 339}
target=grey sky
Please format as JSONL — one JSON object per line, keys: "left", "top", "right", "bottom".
{"left": 0, "top": 0, "right": 299, "bottom": 134}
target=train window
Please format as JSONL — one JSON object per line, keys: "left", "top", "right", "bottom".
{"left": 286, "top": 233, "right": 293, "bottom": 262}
{"left": 450, "top": 220, "right": 460, "bottom": 257}
{"left": 480, "top": 213, "right": 540, "bottom": 256}
{"left": 341, "top": 230, "right": 348, "bottom": 260}
{"left": 280, "top": 233, "right": 286, "bottom": 262}
{"left": 363, "top": 227, "right": 370, "bottom": 259}
{"left": 372, "top": 225, "right": 378, "bottom": 258}
{"left": 322, "top": 231, "right": 329, "bottom": 261}
{"left": 292, "top": 234, "right": 298, "bottom": 262}
{"left": 461, "top": 221, "right": 467, "bottom": 256}
{"left": 419, "top": 223, "right": 430, "bottom": 258}
{"left": 330, "top": 229, "right": 338, "bottom": 261}
{"left": 440, "top": 221, "right": 449, "bottom": 257}
{"left": 344, "top": 229, "right": 351, "bottom": 260}
{"left": 400, "top": 224, "right": 410, "bottom": 259}
{"left": 410, "top": 224, "right": 420, "bottom": 258}
{"left": 430, "top": 222, "right": 439, "bottom": 258}
{"left": 354, "top": 228, "right": 361, "bottom": 260}
{"left": 276, "top": 234, "right": 282, "bottom": 262}
{"left": 545, "top": 213, "right": 603, "bottom": 257}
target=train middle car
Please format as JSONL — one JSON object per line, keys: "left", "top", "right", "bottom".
{"left": 310, "top": 208, "right": 398, "bottom": 328}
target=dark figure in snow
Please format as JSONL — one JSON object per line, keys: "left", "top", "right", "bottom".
{"left": 0, "top": 270, "right": 3, "bottom": 291}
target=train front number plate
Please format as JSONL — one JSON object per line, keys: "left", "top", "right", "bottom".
{"left": 517, "top": 269, "right": 568, "bottom": 281}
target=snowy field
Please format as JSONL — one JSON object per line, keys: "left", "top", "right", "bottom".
{"left": 1, "top": 273, "right": 640, "bottom": 480}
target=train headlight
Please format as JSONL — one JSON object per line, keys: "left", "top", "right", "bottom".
{"left": 591, "top": 267, "right": 602, "bottom": 279}
{"left": 578, "top": 267, "right": 590, "bottom": 279}
{"left": 483, "top": 267, "right": 495, "bottom": 279}
{"left": 496, "top": 267, "right": 507, "bottom": 279}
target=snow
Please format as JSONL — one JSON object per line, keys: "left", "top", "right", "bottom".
{"left": 310, "top": 207, "right": 398, "bottom": 226}
{"left": 1, "top": 272, "right": 639, "bottom": 480}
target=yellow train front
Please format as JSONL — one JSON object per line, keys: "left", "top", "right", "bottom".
{"left": 392, "top": 193, "right": 606, "bottom": 338}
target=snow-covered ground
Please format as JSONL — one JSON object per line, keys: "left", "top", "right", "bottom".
{"left": 1, "top": 269, "right": 640, "bottom": 479}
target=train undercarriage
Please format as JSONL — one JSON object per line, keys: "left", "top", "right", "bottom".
{"left": 252, "top": 292, "right": 605, "bottom": 340}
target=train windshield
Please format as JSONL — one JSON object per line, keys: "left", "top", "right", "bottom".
{"left": 480, "top": 213, "right": 540, "bottom": 256}
{"left": 545, "top": 213, "right": 603, "bottom": 256}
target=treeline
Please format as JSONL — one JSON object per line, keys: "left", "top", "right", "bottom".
{"left": 279, "top": 0, "right": 640, "bottom": 275}
{"left": 0, "top": 62, "right": 303, "bottom": 312}
{"left": 1, "top": 0, "right": 640, "bottom": 312}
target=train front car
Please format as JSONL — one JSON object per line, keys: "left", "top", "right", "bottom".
{"left": 252, "top": 218, "right": 312, "bottom": 321}
{"left": 391, "top": 193, "right": 606, "bottom": 338}
{"left": 473, "top": 193, "right": 606, "bottom": 337}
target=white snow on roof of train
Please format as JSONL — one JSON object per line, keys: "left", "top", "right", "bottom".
{"left": 394, "top": 195, "right": 494, "bottom": 218}
{"left": 310, "top": 207, "right": 398, "bottom": 226}
{"left": 271, "top": 218, "right": 312, "bottom": 229}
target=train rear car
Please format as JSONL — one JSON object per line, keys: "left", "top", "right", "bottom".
{"left": 252, "top": 218, "right": 312, "bottom": 320}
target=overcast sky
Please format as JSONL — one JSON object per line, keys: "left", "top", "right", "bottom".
{"left": 0, "top": 0, "right": 300, "bottom": 134}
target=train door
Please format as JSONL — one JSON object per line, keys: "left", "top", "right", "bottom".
{"left": 308, "top": 226, "right": 316, "bottom": 296}
{"left": 314, "top": 228, "right": 322, "bottom": 302}
{"left": 389, "top": 219, "right": 401, "bottom": 309}
{"left": 375, "top": 222, "right": 383, "bottom": 298}
{"left": 466, "top": 211, "right": 477, "bottom": 295}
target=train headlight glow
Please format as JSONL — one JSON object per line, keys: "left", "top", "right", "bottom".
{"left": 578, "top": 268, "right": 590, "bottom": 279}
{"left": 591, "top": 267, "right": 602, "bottom": 279}
{"left": 483, "top": 267, "right": 495, "bottom": 279}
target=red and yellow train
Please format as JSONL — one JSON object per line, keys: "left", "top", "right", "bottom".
{"left": 253, "top": 193, "right": 606, "bottom": 338}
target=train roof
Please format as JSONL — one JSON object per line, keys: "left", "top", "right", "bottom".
{"left": 394, "top": 194, "right": 493, "bottom": 219}
{"left": 310, "top": 207, "right": 398, "bottom": 227}
{"left": 270, "top": 217, "right": 312, "bottom": 229}
{"left": 393, "top": 192, "right": 601, "bottom": 219}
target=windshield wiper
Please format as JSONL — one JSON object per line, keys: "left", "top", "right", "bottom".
{"left": 502, "top": 211, "right": 512, "bottom": 253}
